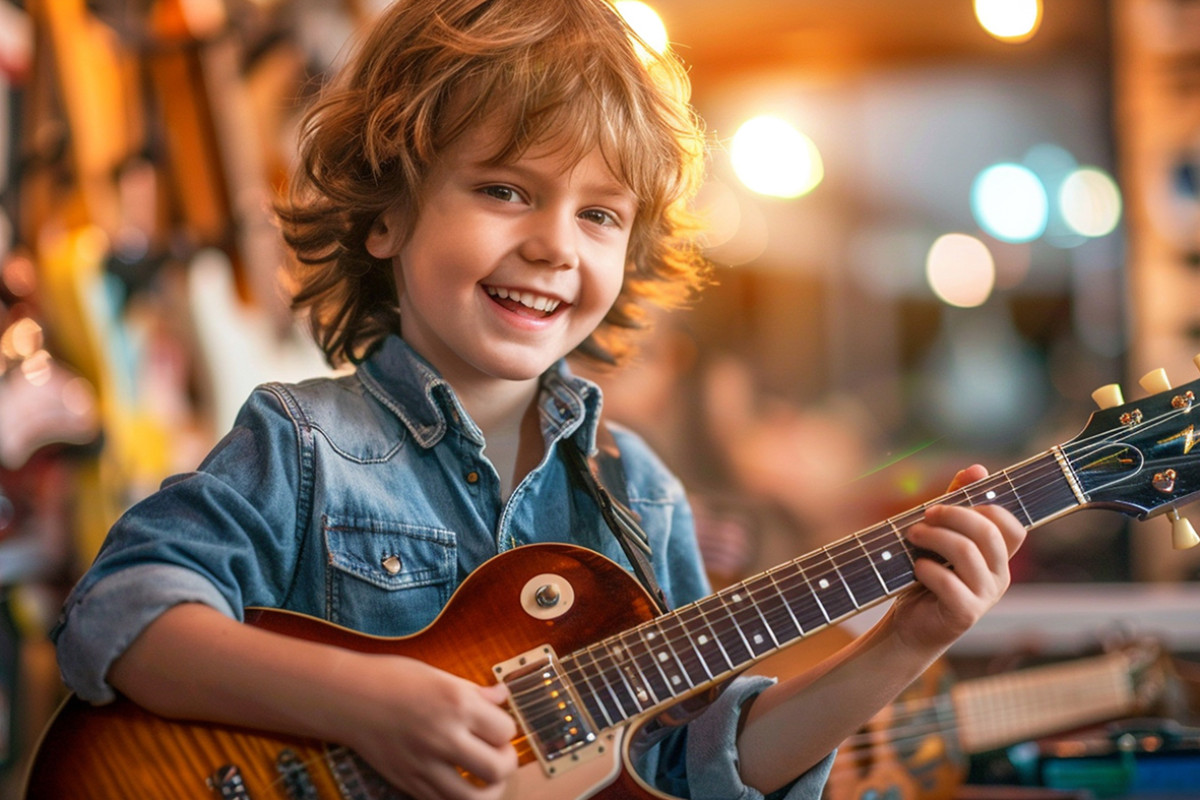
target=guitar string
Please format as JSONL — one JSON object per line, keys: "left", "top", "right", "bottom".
{"left": 529, "top": 403, "right": 1194, "bottom": 736}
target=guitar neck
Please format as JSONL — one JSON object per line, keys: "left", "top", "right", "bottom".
{"left": 951, "top": 649, "right": 1145, "bottom": 753}
{"left": 562, "top": 450, "right": 1079, "bottom": 731}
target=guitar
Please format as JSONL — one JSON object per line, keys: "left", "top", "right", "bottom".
{"left": 825, "top": 640, "right": 1171, "bottom": 800}
{"left": 22, "top": 364, "right": 1200, "bottom": 799}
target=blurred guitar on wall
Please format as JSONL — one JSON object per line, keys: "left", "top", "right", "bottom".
{"left": 822, "top": 639, "right": 1173, "bottom": 800}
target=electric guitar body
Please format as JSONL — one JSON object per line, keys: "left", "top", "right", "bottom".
{"left": 25, "top": 544, "right": 672, "bottom": 799}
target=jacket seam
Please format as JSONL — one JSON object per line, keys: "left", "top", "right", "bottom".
{"left": 262, "top": 382, "right": 317, "bottom": 609}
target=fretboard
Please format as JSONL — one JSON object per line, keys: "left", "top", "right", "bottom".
{"left": 563, "top": 449, "right": 1080, "bottom": 730}
{"left": 952, "top": 649, "right": 1140, "bottom": 753}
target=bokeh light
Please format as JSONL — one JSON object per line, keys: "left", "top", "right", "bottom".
{"left": 974, "top": 0, "right": 1042, "bottom": 43}
{"left": 1022, "top": 143, "right": 1086, "bottom": 248}
{"left": 1060, "top": 167, "right": 1123, "bottom": 237}
{"left": 614, "top": 1, "right": 669, "bottom": 53}
{"left": 925, "top": 233, "right": 996, "bottom": 308}
{"left": 970, "top": 163, "right": 1049, "bottom": 243}
{"left": 730, "top": 115, "right": 824, "bottom": 199}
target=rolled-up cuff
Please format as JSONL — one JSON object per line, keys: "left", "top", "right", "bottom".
{"left": 686, "top": 674, "right": 835, "bottom": 800}
{"left": 54, "top": 564, "right": 236, "bottom": 703}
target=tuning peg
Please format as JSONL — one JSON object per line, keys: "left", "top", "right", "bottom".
{"left": 1091, "top": 383, "right": 1125, "bottom": 409}
{"left": 1169, "top": 509, "right": 1200, "bottom": 550}
{"left": 1139, "top": 368, "right": 1172, "bottom": 395}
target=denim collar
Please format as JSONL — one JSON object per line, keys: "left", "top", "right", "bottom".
{"left": 356, "top": 335, "right": 604, "bottom": 454}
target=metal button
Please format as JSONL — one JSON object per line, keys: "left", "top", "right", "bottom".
{"left": 466, "top": 471, "right": 479, "bottom": 484}
{"left": 381, "top": 555, "right": 402, "bottom": 575}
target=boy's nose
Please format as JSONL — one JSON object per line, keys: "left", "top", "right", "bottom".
{"left": 518, "top": 209, "right": 580, "bottom": 270}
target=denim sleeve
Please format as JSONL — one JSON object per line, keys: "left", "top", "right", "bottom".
{"left": 51, "top": 387, "right": 307, "bottom": 703}
{"left": 54, "top": 564, "right": 236, "bottom": 703}
{"left": 639, "top": 674, "right": 834, "bottom": 800}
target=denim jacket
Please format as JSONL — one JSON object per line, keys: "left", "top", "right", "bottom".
{"left": 53, "top": 335, "right": 830, "bottom": 800}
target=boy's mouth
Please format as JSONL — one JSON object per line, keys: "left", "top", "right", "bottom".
{"left": 484, "top": 285, "right": 563, "bottom": 317}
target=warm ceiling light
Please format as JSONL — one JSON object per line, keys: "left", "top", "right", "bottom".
{"left": 974, "top": 0, "right": 1042, "bottom": 43}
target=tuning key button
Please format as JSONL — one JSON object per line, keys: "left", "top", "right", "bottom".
{"left": 1091, "top": 384, "right": 1124, "bottom": 410}
{"left": 1169, "top": 510, "right": 1200, "bottom": 550}
{"left": 1139, "top": 368, "right": 1172, "bottom": 395}
{"left": 1152, "top": 469, "right": 1177, "bottom": 494}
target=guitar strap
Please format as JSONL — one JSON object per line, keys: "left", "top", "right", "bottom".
{"left": 562, "top": 425, "right": 671, "bottom": 615}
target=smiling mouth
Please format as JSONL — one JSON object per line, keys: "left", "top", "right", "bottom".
{"left": 484, "top": 286, "right": 563, "bottom": 316}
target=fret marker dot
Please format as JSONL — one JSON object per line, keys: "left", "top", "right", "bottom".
{"left": 818, "top": 578, "right": 830, "bottom": 589}
{"left": 646, "top": 631, "right": 656, "bottom": 640}
{"left": 732, "top": 593, "right": 742, "bottom": 602}
{"left": 671, "top": 675, "right": 682, "bottom": 685}
{"left": 882, "top": 550, "right": 892, "bottom": 560}
{"left": 986, "top": 490, "right": 996, "bottom": 500}
{"left": 657, "top": 652, "right": 669, "bottom": 663}
{"left": 698, "top": 634, "right": 709, "bottom": 645}
{"left": 753, "top": 634, "right": 764, "bottom": 645}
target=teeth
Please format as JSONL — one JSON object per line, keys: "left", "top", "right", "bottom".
{"left": 487, "top": 286, "right": 560, "bottom": 313}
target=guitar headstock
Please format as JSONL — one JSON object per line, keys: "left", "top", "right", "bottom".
{"left": 1068, "top": 354, "right": 1200, "bottom": 549}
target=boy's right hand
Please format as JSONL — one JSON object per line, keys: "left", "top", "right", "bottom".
{"left": 331, "top": 654, "right": 519, "bottom": 800}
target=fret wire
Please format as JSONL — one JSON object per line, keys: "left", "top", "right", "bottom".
{"left": 826, "top": 544, "right": 860, "bottom": 608}
{"left": 779, "top": 558, "right": 831, "bottom": 634}
{"left": 684, "top": 600, "right": 736, "bottom": 676}
{"left": 656, "top": 610, "right": 712, "bottom": 686}
{"left": 620, "top": 628, "right": 666, "bottom": 708}
{"left": 1001, "top": 465, "right": 1036, "bottom": 526}
{"left": 573, "top": 645, "right": 626, "bottom": 725}
{"left": 801, "top": 548, "right": 856, "bottom": 619}
{"left": 709, "top": 588, "right": 757, "bottom": 664}
{"left": 560, "top": 652, "right": 616, "bottom": 729}
{"left": 761, "top": 565, "right": 803, "bottom": 643}
{"left": 826, "top": 537, "right": 880, "bottom": 608}
{"left": 849, "top": 529, "right": 891, "bottom": 598}
{"left": 701, "top": 590, "right": 754, "bottom": 665}
{"left": 872, "top": 524, "right": 918, "bottom": 593}
{"left": 641, "top": 617, "right": 696, "bottom": 696}
{"left": 588, "top": 637, "right": 645, "bottom": 720}
{"left": 728, "top": 580, "right": 777, "bottom": 655}
{"left": 740, "top": 575, "right": 784, "bottom": 654}
{"left": 794, "top": 557, "right": 834, "bottom": 628}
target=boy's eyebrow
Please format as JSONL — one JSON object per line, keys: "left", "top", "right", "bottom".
{"left": 476, "top": 158, "right": 637, "bottom": 205}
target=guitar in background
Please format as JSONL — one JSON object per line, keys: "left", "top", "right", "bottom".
{"left": 823, "top": 640, "right": 1172, "bottom": 800}
{"left": 20, "top": 363, "right": 1200, "bottom": 799}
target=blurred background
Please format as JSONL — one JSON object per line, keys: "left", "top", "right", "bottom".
{"left": 3, "top": 0, "right": 1200, "bottom": 797}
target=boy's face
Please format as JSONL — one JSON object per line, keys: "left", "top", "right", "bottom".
{"left": 368, "top": 122, "right": 635, "bottom": 395}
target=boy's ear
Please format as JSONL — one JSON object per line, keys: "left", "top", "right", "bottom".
{"left": 366, "top": 209, "right": 402, "bottom": 258}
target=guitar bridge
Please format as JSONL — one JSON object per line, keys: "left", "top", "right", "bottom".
{"left": 494, "top": 646, "right": 605, "bottom": 775}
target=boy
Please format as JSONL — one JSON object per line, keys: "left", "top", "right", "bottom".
{"left": 52, "top": 1, "right": 1025, "bottom": 798}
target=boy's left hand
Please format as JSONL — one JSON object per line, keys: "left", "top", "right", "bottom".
{"left": 889, "top": 464, "right": 1026, "bottom": 655}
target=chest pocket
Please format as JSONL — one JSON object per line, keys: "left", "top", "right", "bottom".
{"left": 323, "top": 516, "right": 457, "bottom": 636}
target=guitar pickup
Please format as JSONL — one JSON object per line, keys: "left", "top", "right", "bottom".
{"left": 493, "top": 646, "right": 604, "bottom": 775}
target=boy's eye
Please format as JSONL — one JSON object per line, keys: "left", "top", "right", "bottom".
{"left": 580, "top": 208, "right": 620, "bottom": 227}
{"left": 480, "top": 185, "right": 522, "bottom": 203}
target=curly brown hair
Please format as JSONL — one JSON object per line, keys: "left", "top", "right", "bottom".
{"left": 275, "top": 0, "right": 711, "bottom": 368}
